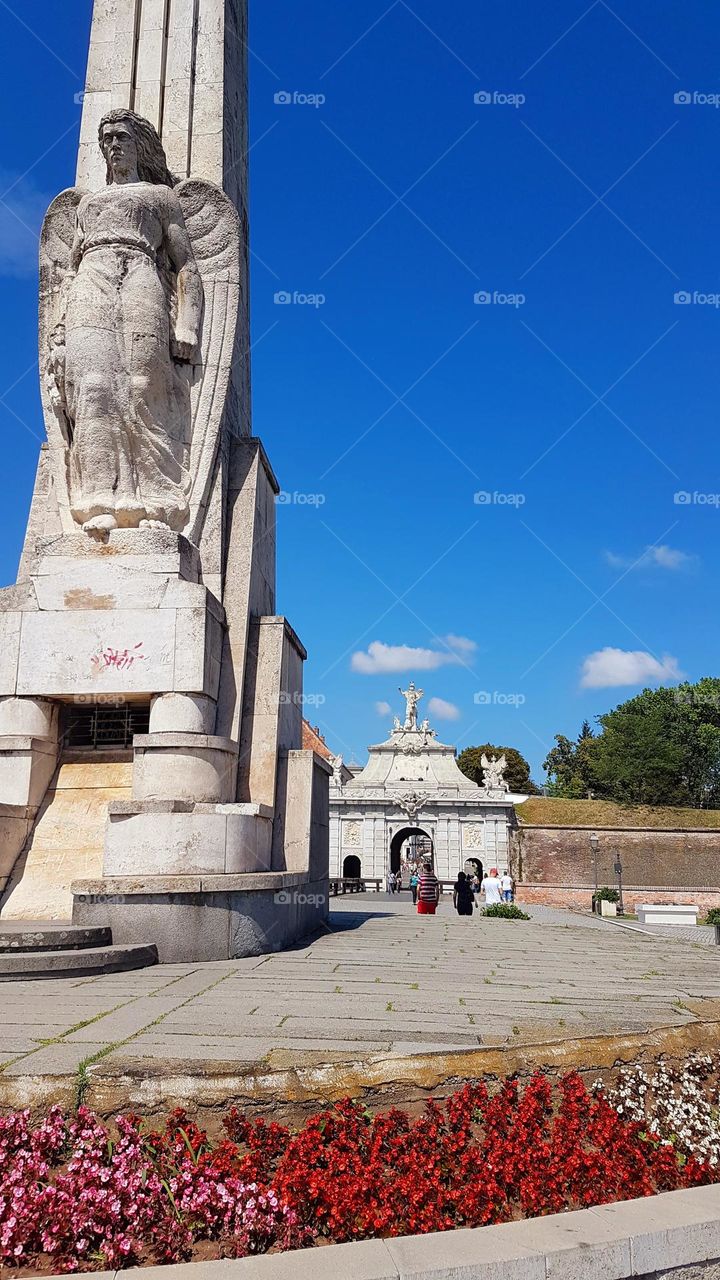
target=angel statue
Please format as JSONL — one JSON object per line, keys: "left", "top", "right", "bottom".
{"left": 39, "top": 109, "right": 240, "bottom": 537}
{"left": 481, "top": 753, "right": 509, "bottom": 794}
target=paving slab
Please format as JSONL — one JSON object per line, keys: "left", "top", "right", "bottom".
{"left": 2, "top": 1041, "right": 110, "bottom": 1075}
{"left": 2, "top": 897, "right": 720, "bottom": 1110}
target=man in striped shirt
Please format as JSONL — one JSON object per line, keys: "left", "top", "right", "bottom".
{"left": 417, "top": 862, "right": 440, "bottom": 915}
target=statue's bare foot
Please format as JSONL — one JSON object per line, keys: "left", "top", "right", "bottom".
{"left": 139, "top": 519, "right": 168, "bottom": 529}
{"left": 82, "top": 514, "right": 118, "bottom": 535}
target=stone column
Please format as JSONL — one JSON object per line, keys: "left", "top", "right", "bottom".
{"left": 0, "top": 698, "right": 58, "bottom": 808}
{"left": 328, "top": 803, "right": 340, "bottom": 877}
{"left": 0, "top": 697, "right": 58, "bottom": 901}
{"left": 372, "top": 813, "right": 385, "bottom": 880}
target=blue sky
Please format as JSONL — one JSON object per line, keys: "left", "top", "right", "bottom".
{"left": 0, "top": 1, "right": 719, "bottom": 780}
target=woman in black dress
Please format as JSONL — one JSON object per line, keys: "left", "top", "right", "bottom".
{"left": 453, "top": 871, "right": 475, "bottom": 917}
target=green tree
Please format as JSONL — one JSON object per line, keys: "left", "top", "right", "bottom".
{"left": 543, "top": 727, "right": 599, "bottom": 798}
{"left": 591, "top": 688, "right": 687, "bottom": 804}
{"left": 545, "top": 679, "right": 720, "bottom": 808}
{"left": 457, "top": 744, "right": 541, "bottom": 794}
{"left": 593, "top": 680, "right": 720, "bottom": 807}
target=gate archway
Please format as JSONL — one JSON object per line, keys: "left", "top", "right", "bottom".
{"left": 390, "top": 826, "right": 434, "bottom": 874}
{"left": 343, "top": 854, "right": 361, "bottom": 879}
{"left": 464, "top": 857, "right": 483, "bottom": 883}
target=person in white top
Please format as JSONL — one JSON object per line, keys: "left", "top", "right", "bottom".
{"left": 500, "top": 872, "right": 514, "bottom": 903}
{"left": 480, "top": 868, "right": 503, "bottom": 906}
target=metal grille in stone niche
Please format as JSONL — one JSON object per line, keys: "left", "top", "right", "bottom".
{"left": 62, "top": 703, "right": 151, "bottom": 750}
{"left": 462, "top": 823, "right": 485, "bottom": 850}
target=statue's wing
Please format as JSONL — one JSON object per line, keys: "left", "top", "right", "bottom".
{"left": 176, "top": 179, "right": 241, "bottom": 544}
{"left": 481, "top": 753, "right": 490, "bottom": 769}
{"left": 497, "top": 754, "right": 507, "bottom": 769}
{"left": 38, "top": 187, "right": 84, "bottom": 532}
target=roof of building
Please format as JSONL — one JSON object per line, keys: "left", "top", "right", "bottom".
{"left": 330, "top": 690, "right": 512, "bottom": 806}
{"left": 302, "top": 720, "right": 334, "bottom": 762}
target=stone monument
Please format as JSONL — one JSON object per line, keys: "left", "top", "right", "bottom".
{"left": 0, "top": 0, "right": 329, "bottom": 962}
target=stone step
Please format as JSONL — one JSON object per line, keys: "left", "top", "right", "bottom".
{"left": 0, "top": 922, "right": 113, "bottom": 953}
{"left": 0, "top": 941, "right": 158, "bottom": 981}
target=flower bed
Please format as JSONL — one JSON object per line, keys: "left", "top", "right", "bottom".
{"left": 595, "top": 1053, "right": 720, "bottom": 1167}
{"left": 1, "top": 1071, "right": 717, "bottom": 1273}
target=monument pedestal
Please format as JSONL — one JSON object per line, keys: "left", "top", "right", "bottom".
{"left": 0, "top": 444, "right": 330, "bottom": 959}
{"left": 73, "top": 870, "right": 330, "bottom": 963}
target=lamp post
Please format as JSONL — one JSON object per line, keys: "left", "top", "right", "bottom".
{"left": 614, "top": 857, "right": 624, "bottom": 916}
{"left": 589, "top": 832, "right": 599, "bottom": 911}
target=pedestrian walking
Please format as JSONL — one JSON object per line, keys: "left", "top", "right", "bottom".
{"left": 500, "top": 871, "right": 514, "bottom": 903}
{"left": 480, "top": 867, "right": 503, "bottom": 906}
{"left": 409, "top": 869, "right": 419, "bottom": 904}
{"left": 386, "top": 870, "right": 395, "bottom": 896}
{"left": 417, "top": 862, "right": 440, "bottom": 915}
{"left": 453, "top": 870, "right": 475, "bottom": 917}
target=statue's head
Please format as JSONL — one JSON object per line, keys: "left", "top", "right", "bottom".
{"left": 99, "top": 110, "right": 176, "bottom": 187}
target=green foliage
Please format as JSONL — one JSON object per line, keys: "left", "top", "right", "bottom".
{"left": 481, "top": 903, "right": 531, "bottom": 921}
{"left": 594, "top": 886, "right": 619, "bottom": 903}
{"left": 704, "top": 908, "right": 720, "bottom": 926}
{"left": 544, "top": 680, "right": 720, "bottom": 809}
{"left": 457, "top": 745, "right": 541, "bottom": 795}
{"left": 544, "top": 725, "right": 598, "bottom": 799}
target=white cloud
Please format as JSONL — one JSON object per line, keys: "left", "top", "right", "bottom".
{"left": 351, "top": 639, "right": 474, "bottom": 675}
{"left": 444, "top": 634, "right": 477, "bottom": 654}
{"left": 374, "top": 700, "right": 392, "bottom": 716}
{"left": 604, "top": 545, "right": 695, "bottom": 571}
{"left": 580, "top": 647, "right": 684, "bottom": 689}
{"left": 428, "top": 696, "right": 461, "bottom": 720}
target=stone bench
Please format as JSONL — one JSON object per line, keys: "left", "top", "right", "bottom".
{"left": 636, "top": 903, "right": 699, "bottom": 926}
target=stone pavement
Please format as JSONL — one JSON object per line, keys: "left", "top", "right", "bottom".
{"left": 611, "top": 919, "right": 717, "bottom": 947}
{"left": 1, "top": 895, "right": 719, "bottom": 1111}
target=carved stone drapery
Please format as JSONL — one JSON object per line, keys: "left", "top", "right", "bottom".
{"left": 39, "top": 110, "right": 240, "bottom": 542}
